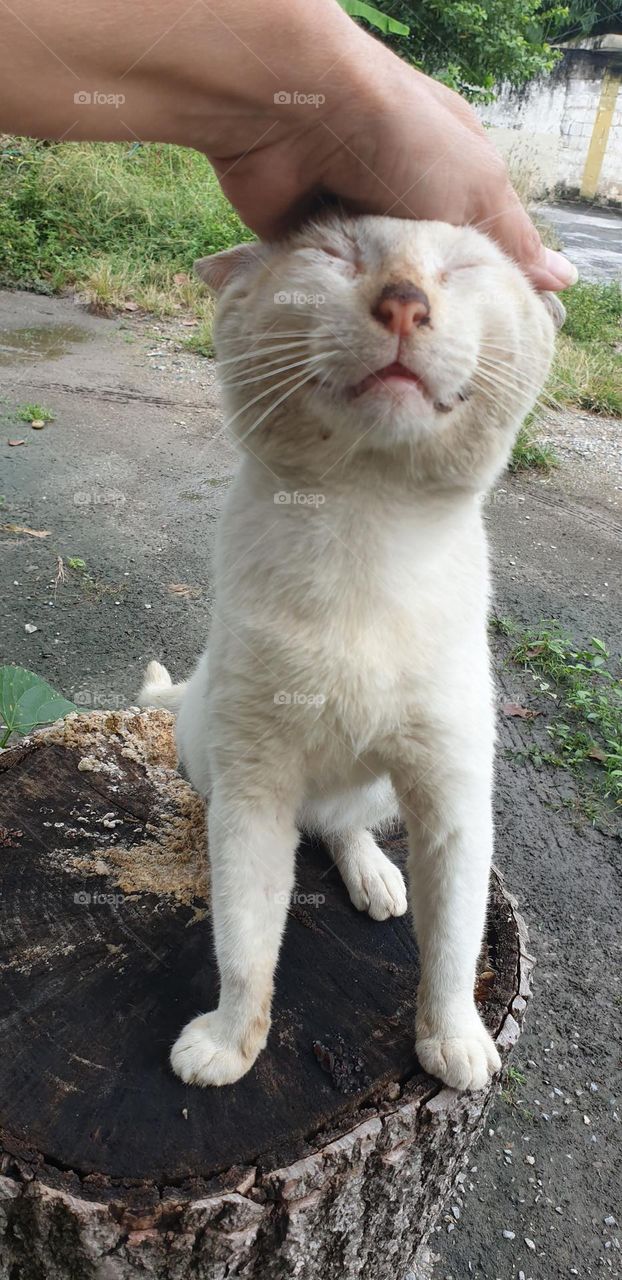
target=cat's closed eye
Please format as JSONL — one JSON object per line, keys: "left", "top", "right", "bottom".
{"left": 439, "top": 262, "right": 482, "bottom": 282}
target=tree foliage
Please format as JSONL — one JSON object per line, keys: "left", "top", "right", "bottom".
{"left": 340, "top": 0, "right": 622, "bottom": 99}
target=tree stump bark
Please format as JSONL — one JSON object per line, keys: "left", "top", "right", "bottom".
{"left": 0, "top": 711, "right": 533, "bottom": 1280}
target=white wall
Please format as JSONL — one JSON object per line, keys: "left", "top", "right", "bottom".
{"left": 478, "top": 49, "right": 622, "bottom": 205}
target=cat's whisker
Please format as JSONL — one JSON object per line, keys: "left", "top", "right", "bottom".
{"left": 477, "top": 356, "right": 564, "bottom": 412}
{"left": 237, "top": 369, "right": 319, "bottom": 444}
{"left": 220, "top": 352, "right": 339, "bottom": 390}
{"left": 224, "top": 366, "right": 321, "bottom": 432}
{"left": 471, "top": 371, "right": 555, "bottom": 422}
{"left": 217, "top": 340, "right": 310, "bottom": 366}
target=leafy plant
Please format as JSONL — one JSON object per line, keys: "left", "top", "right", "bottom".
{"left": 0, "top": 666, "right": 77, "bottom": 748}
{"left": 510, "top": 420, "right": 558, "bottom": 472}
{"left": 339, "top": 0, "right": 409, "bottom": 35}
{"left": 367, "top": 0, "right": 567, "bottom": 99}
{"left": 67, "top": 556, "right": 87, "bottom": 571}
{"left": 16, "top": 402, "right": 55, "bottom": 423}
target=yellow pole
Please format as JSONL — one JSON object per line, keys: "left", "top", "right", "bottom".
{"left": 581, "top": 66, "right": 621, "bottom": 200}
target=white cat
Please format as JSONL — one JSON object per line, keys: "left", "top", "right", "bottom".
{"left": 139, "top": 215, "right": 560, "bottom": 1093}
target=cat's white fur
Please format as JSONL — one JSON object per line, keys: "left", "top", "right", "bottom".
{"left": 139, "top": 215, "right": 558, "bottom": 1092}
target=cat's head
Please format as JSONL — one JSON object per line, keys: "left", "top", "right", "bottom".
{"left": 196, "top": 215, "right": 561, "bottom": 487}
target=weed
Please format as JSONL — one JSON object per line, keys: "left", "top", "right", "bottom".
{"left": 510, "top": 419, "right": 558, "bottom": 472}
{"left": 500, "top": 1065, "right": 531, "bottom": 1113}
{"left": 16, "top": 403, "right": 55, "bottom": 423}
{"left": 511, "top": 623, "right": 622, "bottom": 802}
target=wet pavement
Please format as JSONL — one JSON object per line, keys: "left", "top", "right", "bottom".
{"left": 539, "top": 201, "right": 622, "bottom": 283}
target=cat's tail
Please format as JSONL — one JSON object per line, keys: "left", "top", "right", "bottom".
{"left": 137, "top": 660, "right": 187, "bottom": 715}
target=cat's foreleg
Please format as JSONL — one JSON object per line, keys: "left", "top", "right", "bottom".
{"left": 325, "top": 828, "right": 407, "bottom": 920}
{"left": 399, "top": 758, "right": 501, "bottom": 1092}
{"left": 170, "top": 775, "right": 300, "bottom": 1086}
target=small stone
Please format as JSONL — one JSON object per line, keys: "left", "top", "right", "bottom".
{"left": 144, "top": 602, "right": 152, "bottom": 609}
{"left": 604, "top": 1216, "right": 617, "bottom": 1227}
{"left": 451, "top": 1205, "right": 460, "bottom": 1220}
{"left": 525, "top": 1155, "right": 535, "bottom": 1165}
{"left": 503, "top": 1230, "right": 515, "bottom": 1239}
{"left": 589, "top": 1082, "right": 599, "bottom": 1093}
{"left": 525, "top": 1238, "right": 536, "bottom": 1251}
{"left": 583, "top": 1115, "right": 591, "bottom": 1125}
{"left": 24, "top": 622, "right": 37, "bottom": 634}
{"left": 181, "top": 1106, "right": 188, "bottom": 1120}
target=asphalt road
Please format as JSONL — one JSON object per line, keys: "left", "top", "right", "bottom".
{"left": 538, "top": 202, "right": 622, "bottom": 283}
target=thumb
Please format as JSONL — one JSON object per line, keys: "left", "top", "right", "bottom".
{"left": 482, "top": 187, "right": 578, "bottom": 292}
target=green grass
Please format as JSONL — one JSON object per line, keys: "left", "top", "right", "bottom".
{"left": 510, "top": 280, "right": 622, "bottom": 468}
{"left": 510, "top": 622, "right": 622, "bottom": 804}
{"left": 509, "top": 418, "right": 558, "bottom": 473}
{"left": 16, "top": 402, "right": 55, "bottom": 423}
{"left": 547, "top": 281, "right": 622, "bottom": 418}
{"left": 0, "top": 138, "right": 249, "bottom": 315}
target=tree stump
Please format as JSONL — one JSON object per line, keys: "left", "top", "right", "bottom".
{"left": 0, "top": 711, "right": 533, "bottom": 1280}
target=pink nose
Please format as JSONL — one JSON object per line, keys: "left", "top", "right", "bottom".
{"left": 373, "top": 281, "right": 431, "bottom": 335}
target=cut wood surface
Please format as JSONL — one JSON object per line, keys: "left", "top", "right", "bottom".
{"left": 0, "top": 711, "right": 533, "bottom": 1280}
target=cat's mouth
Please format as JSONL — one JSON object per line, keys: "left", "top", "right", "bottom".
{"left": 350, "top": 361, "right": 428, "bottom": 399}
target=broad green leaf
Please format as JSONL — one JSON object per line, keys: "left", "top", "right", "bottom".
{"left": 0, "top": 665, "right": 77, "bottom": 747}
{"left": 339, "top": 1, "right": 410, "bottom": 35}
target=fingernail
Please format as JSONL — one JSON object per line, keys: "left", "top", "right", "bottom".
{"left": 544, "top": 248, "right": 578, "bottom": 287}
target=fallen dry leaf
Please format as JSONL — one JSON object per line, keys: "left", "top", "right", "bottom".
{"left": 1, "top": 523, "right": 50, "bottom": 538}
{"left": 123, "top": 301, "right": 139, "bottom": 312}
{"left": 502, "top": 702, "right": 542, "bottom": 721}
{"left": 7, "top": 439, "right": 25, "bottom": 447}
{"left": 167, "top": 582, "right": 202, "bottom": 599}
{"left": 475, "top": 968, "right": 496, "bottom": 1002}
{"left": 587, "top": 745, "right": 607, "bottom": 763}
{"left": 174, "top": 272, "right": 190, "bottom": 286}
{"left": 0, "top": 827, "right": 23, "bottom": 848}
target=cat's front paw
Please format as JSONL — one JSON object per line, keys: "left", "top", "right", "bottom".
{"left": 170, "top": 1011, "right": 265, "bottom": 1087}
{"left": 345, "top": 844, "right": 408, "bottom": 921}
{"left": 416, "top": 1015, "right": 501, "bottom": 1092}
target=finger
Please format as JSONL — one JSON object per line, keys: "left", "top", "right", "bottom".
{"left": 474, "top": 186, "right": 578, "bottom": 291}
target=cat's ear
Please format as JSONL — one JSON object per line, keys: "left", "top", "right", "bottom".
{"left": 539, "top": 291, "right": 566, "bottom": 331}
{"left": 194, "top": 243, "right": 264, "bottom": 294}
